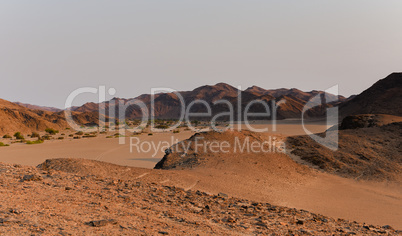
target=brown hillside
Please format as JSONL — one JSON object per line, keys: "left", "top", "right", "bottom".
{"left": 287, "top": 122, "right": 402, "bottom": 181}
{"left": 340, "top": 72, "right": 402, "bottom": 117}
{"left": 340, "top": 114, "right": 402, "bottom": 130}
{"left": 0, "top": 98, "right": 111, "bottom": 135}
{"left": 0, "top": 99, "right": 68, "bottom": 134}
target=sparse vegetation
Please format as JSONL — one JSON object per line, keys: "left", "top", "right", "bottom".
{"left": 45, "top": 128, "right": 59, "bottom": 135}
{"left": 155, "top": 124, "right": 169, "bottom": 129}
{"left": 0, "top": 142, "right": 9, "bottom": 147}
{"left": 2, "top": 134, "right": 12, "bottom": 139}
{"left": 148, "top": 133, "right": 153, "bottom": 136}
{"left": 58, "top": 137, "right": 64, "bottom": 140}
{"left": 75, "top": 131, "right": 84, "bottom": 135}
{"left": 173, "top": 130, "right": 180, "bottom": 133}
{"left": 14, "top": 132, "right": 24, "bottom": 140}
{"left": 25, "top": 139, "right": 44, "bottom": 145}
{"left": 31, "top": 132, "right": 40, "bottom": 138}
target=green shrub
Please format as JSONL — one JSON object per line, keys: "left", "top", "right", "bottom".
{"left": 75, "top": 131, "right": 84, "bottom": 135}
{"left": 0, "top": 142, "right": 10, "bottom": 147}
{"left": 14, "top": 132, "right": 24, "bottom": 140}
{"left": 31, "top": 132, "right": 40, "bottom": 138}
{"left": 68, "top": 134, "right": 74, "bottom": 137}
{"left": 173, "top": 130, "right": 180, "bottom": 134}
{"left": 73, "top": 136, "right": 81, "bottom": 139}
{"left": 58, "top": 137, "right": 64, "bottom": 140}
{"left": 26, "top": 139, "right": 44, "bottom": 145}
{"left": 2, "top": 134, "right": 12, "bottom": 139}
{"left": 45, "top": 128, "right": 59, "bottom": 135}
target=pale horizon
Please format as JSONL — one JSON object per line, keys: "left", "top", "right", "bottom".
{"left": 1, "top": 1, "right": 401, "bottom": 108}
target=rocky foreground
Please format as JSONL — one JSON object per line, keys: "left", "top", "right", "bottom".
{"left": 0, "top": 161, "right": 399, "bottom": 235}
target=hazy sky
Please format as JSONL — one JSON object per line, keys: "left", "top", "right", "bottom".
{"left": 1, "top": 1, "right": 401, "bottom": 108}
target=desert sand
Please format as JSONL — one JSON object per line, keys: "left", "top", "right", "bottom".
{"left": 1, "top": 159, "right": 398, "bottom": 235}
{"left": 0, "top": 120, "right": 327, "bottom": 168}
{"left": 1, "top": 122, "right": 401, "bottom": 232}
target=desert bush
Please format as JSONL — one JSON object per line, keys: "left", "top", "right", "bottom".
{"left": 73, "top": 136, "right": 81, "bottom": 139}
{"left": 14, "top": 132, "right": 24, "bottom": 140}
{"left": 173, "top": 130, "right": 180, "bottom": 133}
{"left": 148, "top": 133, "right": 153, "bottom": 136}
{"left": 31, "top": 132, "right": 40, "bottom": 138}
{"left": 155, "top": 124, "right": 169, "bottom": 129}
{"left": 45, "top": 128, "right": 59, "bottom": 135}
{"left": 0, "top": 142, "right": 10, "bottom": 147}
{"left": 26, "top": 139, "right": 44, "bottom": 145}
{"left": 68, "top": 134, "right": 74, "bottom": 137}
{"left": 41, "top": 135, "right": 51, "bottom": 140}
{"left": 75, "top": 131, "right": 84, "bottom": 135}
{"left": 58, "top": 137, "right": 64, "bottom": 140}
{"left": 2, "top": 134, "right": 12, "bottom": 139}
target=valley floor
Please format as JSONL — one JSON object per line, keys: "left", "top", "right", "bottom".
{"left": 0, "top": 122, "right": 401, "bottom": 234}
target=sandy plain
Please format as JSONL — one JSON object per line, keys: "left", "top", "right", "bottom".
{"left": 0, "top": 121, "right": 401, "bottom": 230}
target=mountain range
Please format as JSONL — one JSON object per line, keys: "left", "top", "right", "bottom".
{"left": 68, "top": 83, "right": 346, "bottom": 121}
{"left": 1, "top": 73, "right": 401, "bottom": 134}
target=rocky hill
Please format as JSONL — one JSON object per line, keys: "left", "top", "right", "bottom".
{"left": 287, "top": 122, "right": 402, "bottom": 181}
{"left": 0, "top": 99, "right": 110, "bottom": 135}
{"left": 339, "top": 114, "right": 402, "bottom": 130}
{"left": 340, "top": 72, "right": 402, "bottom": 117}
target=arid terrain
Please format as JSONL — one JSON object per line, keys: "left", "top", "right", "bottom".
{"left": 0, "top": 156, "right": 399, "bottom": 235}
{"left": 1, "top": 128, "right": 401, "bottom": 235}
{"left": 0, "top": 73, "right": 401, "bottom": 235}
